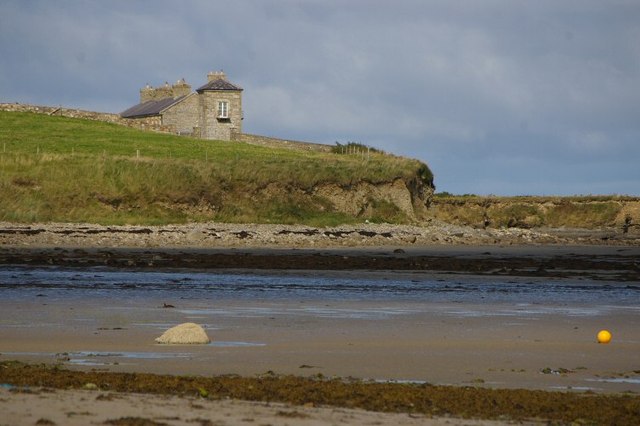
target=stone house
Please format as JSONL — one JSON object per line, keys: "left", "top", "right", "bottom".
{"left": 120, "top": 71, "right": 242, "bottom": 140}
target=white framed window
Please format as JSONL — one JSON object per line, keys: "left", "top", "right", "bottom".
{"left": 217, "top": 101, "right": 229, "bottom": 119}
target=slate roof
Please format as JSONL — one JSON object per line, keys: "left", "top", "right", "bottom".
{"left": 120, "top": 95, "right": 187, "bottom": 118}
{"left": 196, "top": 78, "right": 243, "bottom": 92}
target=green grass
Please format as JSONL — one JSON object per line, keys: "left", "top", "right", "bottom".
{"left": 0, "top": 111, "right": 432, "bottom": 225}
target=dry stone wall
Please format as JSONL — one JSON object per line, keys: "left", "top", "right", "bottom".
{"left": 0, "top": 103, "right": 174, "bottom": 133}
{"left": 231, "top": 132, "right": 332, "bottom": 152}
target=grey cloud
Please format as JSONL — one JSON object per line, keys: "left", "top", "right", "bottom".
{"left": 1, "top": 0, "right": 638, "bottom": 195}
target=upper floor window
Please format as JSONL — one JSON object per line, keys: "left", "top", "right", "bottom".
{"left": 217, "top": 101, "right": 229, "bottom": 119}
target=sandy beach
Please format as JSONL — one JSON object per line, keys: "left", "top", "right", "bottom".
{"left": 1, "top": 222, "right": 639, "bottom": 424}
{"left": 1, "top": 272, "right": 639, "bottom": 424}
{"left": 2, "top": 293, "right": 639, "bottom": 393}
{"left": 1, "top": 294, "right": 639, "bottom": 426}
{"left": 0, "top": 385, "right": 522, "bottom": 426}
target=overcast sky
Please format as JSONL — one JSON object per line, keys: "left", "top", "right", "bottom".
{"left": 1, "top": 0, "right": 639, "bottom": 195}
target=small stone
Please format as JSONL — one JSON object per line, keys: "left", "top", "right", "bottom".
{"left": 155, "top": 322, "right": 210, "bottom": 344}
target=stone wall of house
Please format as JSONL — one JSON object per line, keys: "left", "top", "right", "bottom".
{"left": 231, "top": 131, "right": 332, "bottom": 152}
{"left": 0, "top": 103, "right": 174, "bottom": 133}
{"left": 160, "top": 94, "right": 199, "bottom": 135}
{"left": 199, "top": 90, "right": 242, "bottom": 141}
{"left": 133, "top": 115, "right": 168, "bottom": 132}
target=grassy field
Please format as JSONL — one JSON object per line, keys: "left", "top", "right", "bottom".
{"left": 0, "top": 111, "right": 432, "bottom": 225}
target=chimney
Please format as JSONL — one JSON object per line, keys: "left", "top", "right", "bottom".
{"left": 139, "top": 83, "right": 155, "bottom": 103}
{"left": 207, "top": 70, "right": 227, "bottom": 82}
{"left": 172, "top": 78, "right": 191, "bottom": 97}
{"left": 154, "top": 82, "right": 173, "bottom": 99}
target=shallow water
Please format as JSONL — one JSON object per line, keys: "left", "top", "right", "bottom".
{"left": 1, "top": 265, "right": 639, "bottom": 393}
{"left": 1, "top": 266, "right": 639, "bottom": 307}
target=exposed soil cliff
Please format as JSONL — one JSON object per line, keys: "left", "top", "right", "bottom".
{"left": 311, "top": 178, "right": 433, "bottom": 222}
{"left": 430, "top": 195, "right": 640, "bottom": 235}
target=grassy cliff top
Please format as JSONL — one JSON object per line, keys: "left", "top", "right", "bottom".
{"left": 0, "top": 111, "right": 432, "bottom": 225}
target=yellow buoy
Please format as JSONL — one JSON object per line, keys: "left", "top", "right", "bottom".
{"left": 597, "top": 329, "right": 612, "bottom": 344}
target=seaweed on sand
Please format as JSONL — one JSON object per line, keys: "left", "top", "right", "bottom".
{"left": 1, "top": 361, "right": 639, "bottom": 424}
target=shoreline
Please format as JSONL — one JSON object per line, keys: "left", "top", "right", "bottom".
{"left": 2, "top": 244, "right": 639, "bottom": 281}
{"left": 1, "top": 220, "right": 639, "bottom": 249}
{"left": 2, "top": 221, "right": 639, "bottom": 282}
{"left": 2, "top": 221, "right": 639, "bottom": 279}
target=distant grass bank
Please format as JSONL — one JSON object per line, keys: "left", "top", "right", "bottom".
{"left": 431, "top": 193, "right": 640, "bottom": 230}
{"left": 0, "top": 111, "right": 433, "bottom": 226}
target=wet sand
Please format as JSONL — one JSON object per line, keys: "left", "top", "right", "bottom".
{"left": 1, "top": 294, "right": 638, "bottom": 393}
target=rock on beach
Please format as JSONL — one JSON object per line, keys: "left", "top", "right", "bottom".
{"left": 155, "top": 323, "right": 210, "bottom": 344}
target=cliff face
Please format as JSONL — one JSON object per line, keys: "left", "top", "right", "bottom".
{"left": 313, "top": 178, "right": 433, "bottom": 221}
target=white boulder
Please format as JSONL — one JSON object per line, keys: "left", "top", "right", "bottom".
{"left": 155, "top": 322, "right": 210, "bottom": 344}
